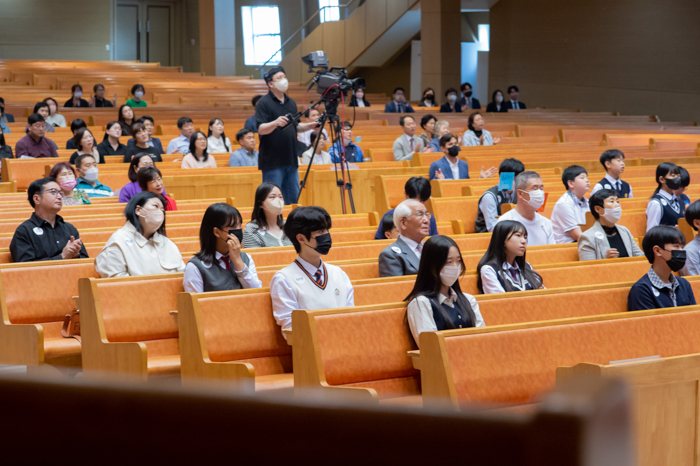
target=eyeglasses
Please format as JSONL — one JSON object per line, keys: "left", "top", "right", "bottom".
{"left": 412, "top": 210, "right": 432, "bottom": 220}
{"left": 42, "top": 189, "right": 63, "bottom": 197}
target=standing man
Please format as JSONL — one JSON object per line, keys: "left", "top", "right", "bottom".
{"left": 458, "top": 82, "right": 481, "bottom": 110}
{"left": 256, "top": 66, "right": 318, "bottom": 204}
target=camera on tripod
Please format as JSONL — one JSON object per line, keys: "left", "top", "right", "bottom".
{"left": 302, "top": 51, "right": 365, "bottom": 100}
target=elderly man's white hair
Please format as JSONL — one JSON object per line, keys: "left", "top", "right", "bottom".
{"left": 393, "top": 199, "right": 421, "bottom": 230}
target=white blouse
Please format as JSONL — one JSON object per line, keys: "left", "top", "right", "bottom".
{"left": 95, "top": 221, "right": 186, "bottom": 278}
{"left": 406, "top": 291, "right": 485, "bottom": 347}
{"left": 207, "top": 135, "right": 232, "bottom": 154}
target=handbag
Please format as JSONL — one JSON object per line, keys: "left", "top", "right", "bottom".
{"left": 61, "top": 308, "right": 81, "bottom": 343}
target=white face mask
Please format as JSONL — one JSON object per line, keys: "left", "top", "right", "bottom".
{"left": 495, "top": 95, "right": 503, "bottom": 104}
{"left": 134, "top": 91, "right": 144, "bottom": 99}
{"left": 137, "top": 208, "right": 165, "bottom": 231}
{"left": 74, "top": 91, "right": 83, "bottom": 99}
{"left": 83, "top": 167, "right": 99, "bottom": 182}
{"left": 522, "top": 189, "right": 545, "bottom": 210}
{"left": 602, "top": 206, "right": 622, "bottom": 224}
{"left": 263, "top": 197, "right": 284, "bottom": 216}
{"left": 275, "top": 79, "right": 289, "bottom": 93}
{"left": 440, "top": 264, "right": 462, "bottom": 287}
{"left": 447, "top": 94, "right": 457, "bottom": 103}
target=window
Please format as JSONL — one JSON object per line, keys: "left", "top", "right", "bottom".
{"left": 319, "top": 0, "right": 340, "bottom": 23}
{"left": 477, "top": 24, "right": 490, "bottom": 52}
{"left": 241, "top": 6, "right": 282, "bottom": 66}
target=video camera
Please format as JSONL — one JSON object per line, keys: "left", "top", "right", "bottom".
{"left": 302, "top": 51, "right": 365, "bottom": 100}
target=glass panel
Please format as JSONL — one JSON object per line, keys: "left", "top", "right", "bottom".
{"left": 319, "top": 0, "right": 340, "bottom": 23}
{"left": 242, "top": 6, "right": 282, "bottom": 66}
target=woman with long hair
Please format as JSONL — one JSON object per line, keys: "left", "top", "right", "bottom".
{"left": 646, "top": 162, "right": 684, "bottom": 231}
{"left": 405, "top": 235, "right": 484, "bottom": 346}
{"left": 476, "top": 220, "right": 544, "bottom": 294}
{"left": 206, "top": 118, "right": 232, "bottom": 154}
{"left": 183, "top": 203, "right": 262, "bottom": 293}
{"left": 242, "top": 182, "right": 292, "bottom": 248}
{"left": 181, "top": 131, "right": 217, "bottom": 168}
{"left": 69, "top": 127, "right": 101, "bottom": 164}
{"left": 417, "top": 87, "right": 437, "bottom": 107}
{"left": 485, "top": 89, "right": 505, "bottom": 113}
{"left": 118, "top": 104, "right": 136, "bottom": 136}
{"left": 42, "top": 97, "right": 66, "bottom": 127}
{"left": 96, "top": 121, "right": 127, "bottom": 158}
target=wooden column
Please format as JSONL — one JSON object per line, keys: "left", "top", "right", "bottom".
{"left": 421, "top": 0, "right": 462, "bottom": 100}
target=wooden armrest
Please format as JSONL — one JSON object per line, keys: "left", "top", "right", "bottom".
{"left": 408, "top": 350, "right": 421, "bottom": 370}
{"left": 282, "top": 328, "right": 293, "bottom": 345}
{"left": 169, "top": 310, "right": 178, "bottom": 325}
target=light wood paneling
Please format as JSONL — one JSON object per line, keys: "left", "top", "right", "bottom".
{"left": 344, "top": 3, "right": 367, "bottom": 63}
{"left": 364, "top": 0, "right": 388, "bottom": 46}
{"left": 386, "top": 0, "right": 409, "bottom": 26}
{"left": 322, "top": 21, "right": 346, "bottom": 66}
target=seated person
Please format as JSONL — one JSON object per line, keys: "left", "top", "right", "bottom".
{"left": 646, "top": 162, "right": 684, "bottom": 232}
{"left": 384, "top": 87, "right": 415, "bottom": 113}
{"left": 269, "top": 206, "right": 354, "bottom": 338}
{"left": 63, "top": 84, "right": 90, "bottom": 108}
{"left": 297, "top": 109, "right": 327, "bottom": 147}
{"left": 579, "top": 189, "right": 643, "bottom": 261}
{"left": 65, "top": 119, "right": 87, "bottom": 150}
{"left": 501, "top": 85, "right": 526, "bottom": 111}
{"left": 181, "top": 131, "right": 217, "bottom": 168}
{"left": 378, "top": 199, "right": 431, "bottom": 277}
{"left": 119, "top": 153, "right": 168, "bottom": 203}
{"left": 628, "top": 225, "right": 696, "bottom": 311}
{"left": 380, "top": 214, "right": 399, "bottom": 240}
{"left": 458, "top": 82, "right": 481, "bottom": 110}
{"left": 183, "top": 203, "right": 262, "bottom": 292}
{"left": 126, "top": 116, "right": 164, "bottom": 153}
{"left": 89, "top": 83, "right": 117, "bottom": 108}
{"left": 166, "top": 117, "right": 195, "bottom": 154}
{"left": 126, "top": 84, "right": 147, "bottom": 108}
{"left": 10, "top": 177, "right": 88, "bottom": 262}
{"left": 486, "top": 90, "right": 504, "bottom": 113}
{"left": 206, "top": 118, "right": 232, "bottom": 154}
{"left": 15, "top": 114, "right": 58, "bottom": 158}
{"left": 551, "top": 165, "right": 590, "bottom": 243}
{"left": 406, "top": 235, "right": 484, "bottom": 346}
{"left": 75, "top": 154, "right": 113, "bottom": 198}
{"left": 49, "top": 162, "right": 90, "bottom": 206}
{"left": 242, "top": 182, "right": 292, "bottom": 248}
{"left": 228, "top": 128, "right": 259, "bottom": 167}
{"left": 426, "top": 120, "right": 457, "bottom": 152}
{"left": 477, "top": 220, "right": 544, "bottom": 294}
{"left": 392, "top": 115, "right": 424, "bottom": 161}
{"left": 349, "top": 89, "right": 369, "bottom": 107}
{"left": 95, "top": 192, "right": 185, "bottom": 277}
{"left": 590, "top": 149, "right": 633, "bottom": 198}
{"left": 30, "top": 102, "right": 55, "bottom": 132}
{"left": 430, "top": 133, "right": 497, "bottom": 180}
{"left": 124, "top": 122, "right": 163, "bottom": 162}
{"left": 475, "top": 158, "right": 525, "bottom": 233}
{"left": 244, "top": 95, "right": 262, "bottom": 133}
{"left": 0, "top": 97, "right": 15, "bottom": 123}
{"left": 417, "top": 114, "right": 436, "bottom": 147}
{"left": 417, "top": 88, "right": 437, "bottom": 108}
{"left": 119, "top": 103, "right": 137, "bottom": 136}
{"left": 496, "top": 171, "right": 556, "bottom": 246}
{"left": 69, "top": 128, "right": 102, "bottom": 164}
{"left": 0, "top": 125, "right": 13, "bottom": 167}
{"left": 97, "top": 122, "right": 127, "bottom": 158}
{"left": 328, "top": 122, "right": 365, "bottom": 163}
{"left": 301, "top": 131, "right": 332, "bottom": 165}
{"left": 439, "top": 88, "right": 462, "bottom": 113}
{"left": 375, "top": 176, "right": 438, "bottom": 239}
{"left": 683, "top": 200, "right": 700, "bottom": 275}
{"left": 675, "top": 166, "right": 691, "bottom": 208}
{"left": 462, "top": 112, "right": 501, "bottom": 146}
{"left": 138, "top": 167, "right": 177, "bottom": 211}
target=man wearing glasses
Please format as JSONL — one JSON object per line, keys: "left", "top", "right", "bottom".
{"left": 378, "top": 199, "right": 431, "bottom": 277}
{"left": 10, "top": 177, "right": 87, "bottom": 262}
{"left": 15, "top": 114, "right": 58, "bottom": 158}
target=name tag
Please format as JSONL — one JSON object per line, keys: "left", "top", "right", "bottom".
{"left": 33, "top": 227, "right": 43, "bottom": 236}
{"left": 295, "top": 276, "right": 305, "bottom": 284}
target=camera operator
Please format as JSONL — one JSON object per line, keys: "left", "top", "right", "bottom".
{"left": 256, "top": 66, "right": 319, "bottom": 204}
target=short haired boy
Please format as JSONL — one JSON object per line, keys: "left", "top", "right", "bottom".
{"left": 627, "top": 225, "right": 696, "bottom": 311}
{"left": 683, "top": 200, "right": 700, "bottom": 275}
{"left": 551, "top": 165, "right": 590, "bottom": 243}
{"left": 590, "top": 149, "right": 633, "bottom": 198}
{"left": 269, "top": 206, "right": 354, "bottom": 339}
{"left": 475, "top": 158, "right": 525, "bottom": 233}
{"left": 675, "top": 166, "right": 691, "bottom": 208}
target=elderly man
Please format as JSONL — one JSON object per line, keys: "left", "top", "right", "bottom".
{"left": 378, "top": 199, "right": 431, "bottom": 277}
{"left": 497, "top": 170, "right": 555, "bottom": 246}
{"left": 392, "top": 115, "right": 424, "bottom": 162}
{"left": 10, "top": 177, "right": 88, "bottom": 262}
{"left": 15, "top": 114, "right": 58, "bottom": 158}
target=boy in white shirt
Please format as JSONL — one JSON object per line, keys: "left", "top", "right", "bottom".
{"left": 497, "top": 171, "right": 556, "bottom": 246}
{"left": 269, "top": 206, "right": 354, "bottom": 339}
{"left": 551, "top": 165, "right": 591, "bottom": 243}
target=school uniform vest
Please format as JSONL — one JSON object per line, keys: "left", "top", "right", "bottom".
{"left": 188, "top": 253, "right": 250, "bottom": 292}
{"left": 475, "top": 186, "right": 511, "bottom": 233}
{"left": 598, "top": 177, "right": 631, "bottom": 198}
{"left": 429, "top": 299, "right": 474, "bottom": 330}
{"left": 651, "top": 193, "right": 685, "bottom": 227}
{"left": 491, "top": 262, "right": 535, "bottom": 292}
{"left": 276, "top": 260, "right": 349, "bottom": 310}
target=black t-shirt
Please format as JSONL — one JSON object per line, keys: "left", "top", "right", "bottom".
{"left": 94, "top": 98, "right": 114, "bottom": 108}
{"left": 63, "top": 98, "right": 90, "bottom": 108}
{"left": 255, "top": 91, "right": 300, "bottom": 171}
{"left": 602, "top": 225, "right": 629, "bottom": 258}
{"left": 97, "top": 139, "right": 127, "bottom": 157}
{"left": 123, "top": 144, "right": 163, "bottom": 163}
{"left": 10, "top": 213, "right": 89, "bottom": 262}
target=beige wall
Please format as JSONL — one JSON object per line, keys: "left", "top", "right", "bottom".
{"left": 489, "top": 0, "right": 700, "bottom": 122}
{"left": 353, "top": 45, "right": 412, "bottom": 99}
{"left": 0, "top": 0, "right": 112, "bottom": 60}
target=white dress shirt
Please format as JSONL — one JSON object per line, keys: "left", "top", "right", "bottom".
{"left": 398, "top": 234, "right": 423, "bottom": 259}
{"left": 182, "top": 250, "right": 262, "bottom": 292}
{"left": 207, "top": 135, "right": 232, "bottom": 154}
{"left": 407, "top": 290, "right": 485, "bottom": 347}
{"left": 590, "top": 173, "right": 634, "bottom": 198}
{"left": 496, "top": 208, "right": 556, "bottom": 246}
{"left": 445, "top": 156, "right": 460, "bottom": 180}
{"left": 551, "top": 192, "right": 589, "bottom": 244}
{"left": 646, "top": 189, "right": 678, "bottom": 232}
{"left": 480, "top": 261, "right": 540, "bottom": 294}
{"left": 684, "top": 234, "right": 700, "bottom": 276}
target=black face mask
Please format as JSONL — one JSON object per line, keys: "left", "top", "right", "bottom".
{"left": 310, "top": 232, "right": 332, "bottom": 255}
{"left": 425, "top": 94, "right": 434, "bottom": 101}
{"left": 228, "top": 228, "right": 243, "bottom": 243}
{"left": 447, "top": 146, "right": 461, "bottom": 157}
{"left": 665, "top": 177, "right": 682, "bottom": 190}
{"left": 665, "top": 249, "right": 686, "bottom": 272}
{"left": 464, "top": 91, "right": 473, "bottom": 98}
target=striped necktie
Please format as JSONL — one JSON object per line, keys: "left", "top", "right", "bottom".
{"left": 313, "top": 270, "right": 323, "bottom": 286}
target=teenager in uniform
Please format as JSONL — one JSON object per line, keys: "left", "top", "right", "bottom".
{"left": 590, "top": 149, "right": 633, "bottom": 198}
{"left": 475, "top": 158, "right": 525, "bottom": 233}
{"left": 646, "top": 162, "right": 684, "bottom": 232}
{"left": 551, "top": 165, "right": 590, "bottom": 243}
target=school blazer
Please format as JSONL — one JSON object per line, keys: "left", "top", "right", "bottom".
{"left": 378, "top": 236, "right": 421, "bottom": 277}
{"left": 429, "top": 157, "right": 469, "bottom": 180}
{"left": 578, "top": 221, "right": 643, "bottom": 261}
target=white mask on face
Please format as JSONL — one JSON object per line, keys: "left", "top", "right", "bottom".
{"left": 440, "top": 265, "right": 462, "bottom": 287}
{"left": 134, "top": 91, "right": 144, "bottom": 99}
{"left": 495, "top": 95, "right": 503, "bottom": 104}
{"left": 447, "top": 94, "right": 457, "bottom": 103}
{"left": 522, "top": 189, "right": 545, "bottom": 210}
{"left": 137, "top": 209, "right": 165, "bottom": 231}
{"left": 74, "top": 91, "right": 83, "bottom": 99}
{"left": 602, "top": 206, "right": 622, "bottom": 224}
{"left": 275, "top": 79, "right": 289, "bottom": 93}
{"left": 83, "top": 167, "right": 99, "bottom": 182}
{"left": 263, "top": 198, "right": 284, "bottom": 216}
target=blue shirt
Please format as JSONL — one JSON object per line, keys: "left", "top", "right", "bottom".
{"left": 0, "top": 122, "right": 10, "bottom": 133}
{"left": 374, "top": 209, "right": 438, "bottom": 240}
{"left": 166, "top": 135, "right": 191, "bottom": 155}
{"left": 76, "top": 178, "right": 114, "bottom": 198}
{"left": 244, "top": 115, "right": 258, "bottom": 133}
{"left": 228, "top": 148, "right": 259, "bottom": 167}
{"left": 427, "top": 138, "right": 440, "bottom": 152}
{"left": 328, "top": 141, "right": 364, "bottom": 163}
{"left": 627, "top": 268, "right": 696, "bottom": 311}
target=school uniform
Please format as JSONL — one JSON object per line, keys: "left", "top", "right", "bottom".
{"left": 475, "top": 186, "right": 516, "bottom": 233}
{"left": 183, "top": 251, "right": 262, "bottom": 293}
{"left": 407, "top": 290, "right": 485, "bottom": 347}
{"left": 551, "top": 191, "right": 589, "bottom": 244}
{"left": 646, "top": 189, "right": 685, "bottom": 232}
{"left": 680, "top": 193, "right": 691, "bottom": 208}
{"left": 269, "top": 256, "right": 354, "bottom": 339}
{"left": 683, "top": 234, "right": 700, "bottom": 276}
{"left": 627, "top": 267, "right": 696, "bottom": 311}
{"left": 480, "top": 261, "right": 540, "bottom": 294}
{"left": 590, "top": 173, "right": 633, "bottom": 198}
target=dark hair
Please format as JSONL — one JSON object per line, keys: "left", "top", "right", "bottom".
{"left": 131, "top": 122, "right": 146, "bottom": 140}
{"left": 207, "top": 118, "right": 231, "bottom": 151}
{"left": 284, "top": 206, "right": 332, "bottom": 253}
{"left": 236, "top": 128, "right": 253, "bottom": 143}
{"left": 679, "top": 166, "right": 690, "bottom": 188}
{"left": 118, "top": 104, "right": 135, "bottom": 136}
{"left": 467, "top": 112, "right": 482, "bottom": 131}
{"left": 686, "top": 200, "right": 700, "bottom": 231}
{"left": 561, "top": 165, "right": 588, "bottom": 190}
{"left": 177, "top": 117, "right": 193, "bottom": 129}
{"left": 393, "top": 87, "right": 405, "bottom": 95}
{"left": 420, "top": 114, "right": 436, "bottom": 131}
{"left": 73, "top": 128, "right": 94, "bottom": 153}
{"left": 71, "top": 84, "right": 83, "bottom": 94}
{"left": 476, "top": 220, "right": 543, "bottom": 293}
{"left": 252, "top": 95, "right": 263, "bottom": 106}
{"left": 70, "top": 118, "right": 87, "bottom": 134}
{"left": 251, "top": 182, "right": 284, "bottom": 230}
{"left": 75, "top": 153, "right": 96, "bottom": 171}
{"left": 131, "top": 84, "right": 145, "bottom": 96}
{"left": 439, "top": 133, "right": 456, "bottom": 148}
{"left": 103, "top": 121, "right": 121, "bottom": 142}
{"left": 599, "top": 149, "right": 625, "bottom": 169}
{"left": 499, "top": 158, "right": 525, "bottom": 176}
{"left": 28, "top": 177, "right": 58, "bottom": 208}
{"left": 195, "top": 203, "right": 243, "bottom": 265}
{"left": 421, "top": 88, "right": 435, "bottom": 100}
{"left": 491, "top": 89, "right": 504, "bottom": 104}
{"left": 460, "top": 82, "right": 472, "bottom": 92}
{"left": 381, "top": 213, "right": 397, "bottom": 238}
{"left": 189, "top": 131, "right": 209, "bottom": 161}
{"left": 124, "top": 191, "right": 167, "bottom": 237}
{"left": 309, "top": 130, "right": 326, "bottom": 146}
{"left": 507, "top": 85, "right": 519, "bottom": 94}
{"left": 263, "top": 66, "right": 285, "bottom": 83}
{"left": 642, "top": 225, "right": 685, "bottom": 264}
{"left": 653, "top": 162, "right": 681, "bottom": 196}
{"left": 404, "top": 176, "right": 431, "bottom": 202}
{"left": 28, "top": 113, "right": 45, "bottom": 126}
{"left": 444, "top": 87, "right": 458, "bottom": 97}
{"left": 137, "top": 115, "right": 155, "bottom": 126}
{"left": 589, "top": 188, "right": 617, "bottom": 221}
{"left": 128, "top": 153, "right": 155, "bottom": 182}
{"left": 49, "top": 162, "right": 77, "bottom": 180}
{"left": 341, "top": 121, "right": 353, "bottom": 129}
{"left": 33, "top": 102, "right": 49, "bottom": 114}
{"left": 0, "top": 124, "right": 5, "bottom": 148}
{"left": 137, "top": 166, "right": 163, "bottom": 192}
{"left": 404, "top": 235, "right": 477, "bottom": 330}
{"left": 93, "top": 83, "right": 105, "bottom": 93}
{"left": 399, "top": 115, "right": 414, "bottom": 126}
{"left": 42, "top": 97, "right": 59, "bottom": 112}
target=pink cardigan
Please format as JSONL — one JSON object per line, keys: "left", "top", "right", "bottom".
{"left": 180, "top": 153, "right": 218, "bottom": 169}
